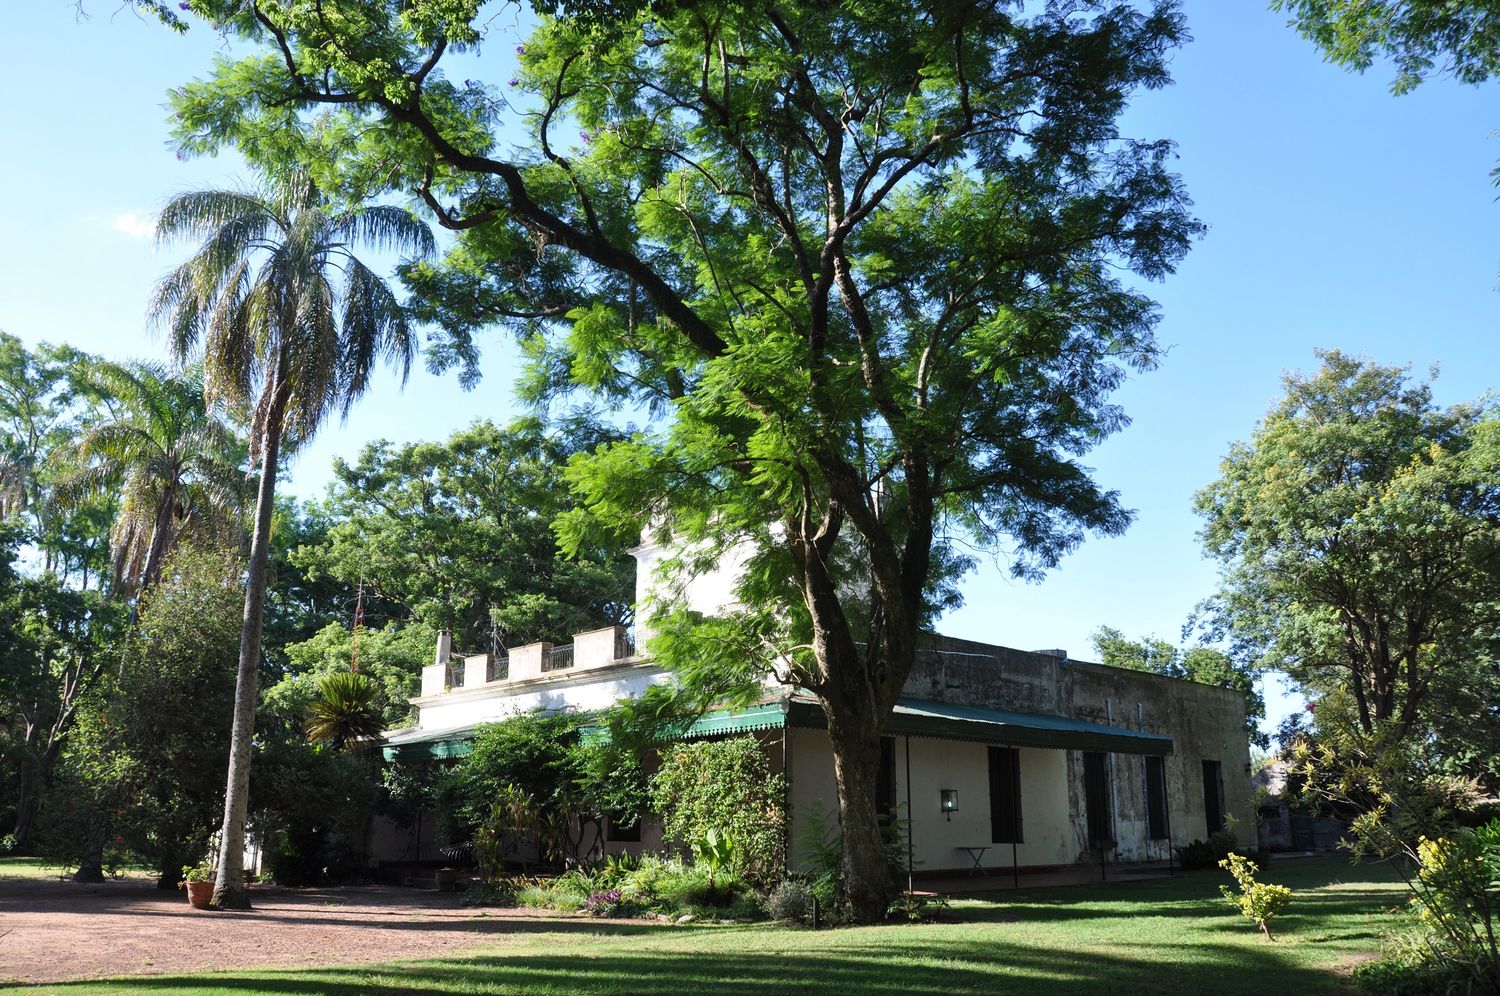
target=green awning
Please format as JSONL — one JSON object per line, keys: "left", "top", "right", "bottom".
{"left": 636, "top": 695, "right": 1172, "bottom": 755}
{"left": 885, "top": 698, "right": 1173, "bottom": 756}
{"left": 385, "top": 696, "right": 1172, "bottom": 760}
{"left": 381, "top": 724, "right": 480, "bottom": 762}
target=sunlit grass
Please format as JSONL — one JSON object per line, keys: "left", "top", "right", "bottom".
{"left": 17, "top": 857, "right": 1406, "bottom": 995}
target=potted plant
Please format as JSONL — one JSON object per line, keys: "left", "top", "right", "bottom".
{"left": 180, "top": 863, "right": 215, "bottom": 909}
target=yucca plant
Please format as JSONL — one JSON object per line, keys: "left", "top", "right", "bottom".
{"left": 151, "top": 173, "right": 433, "bottom": 908}
{"left": 305, "top": 671, "right": 386, "bottom": 750}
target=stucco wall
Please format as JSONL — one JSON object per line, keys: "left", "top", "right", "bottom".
{"left": 903, "top": 636, "right": 1255, "bottom": 861}
{"left": 411, "top": 662, "right": 673, "bottom": 734}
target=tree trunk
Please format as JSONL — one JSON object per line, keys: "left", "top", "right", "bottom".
{"left": 210, "top": 409, "right": 283, "bottom": 911}
{"left": 73, "top": 813, "right": 107, "bottom": 883}
{"left": 138, "top": 487, "right": 179, "bottom": 594}
{"left": 11, "top": 760, "right": 39, "bottom": 851}
{"left": 826, "top": 710, "right": 895, "bottom": 922}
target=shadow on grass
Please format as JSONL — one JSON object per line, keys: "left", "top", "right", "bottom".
{"left": 29, "top": 934, "right": 1364, "bottom": 996}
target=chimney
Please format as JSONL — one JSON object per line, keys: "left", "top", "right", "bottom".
{"left": 434, "top": 629, "right": 452, "bottom": 666}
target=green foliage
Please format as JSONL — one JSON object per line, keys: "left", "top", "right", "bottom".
{"left": 180, "top": 862, "right": 214, "bottom": 884}
{"left": 303, "top": 671, "right": 386, "bottom": 750}
{"left": 440, "top": 710, "right": 647, "bottom": 868}
{"left": 276, "top": 620, "right": 428, "bottom": 729}
{"left": 1092, "top": 627, "right": 1266, "bottom": 748}
{"left": 515, "top": 852, "right": 759, "bottom": 920}
{"left": 1287, "top": 715, "right": 1500, "bottom": 993}
{"left": 443, "top": 712, "right": 586, "bottom": 828}
{"left": 651, "top": 737, "right": 786, "bottom": 886}
{"left": 163, "top": 0, "right": 1203, "bottom": 920}
{"left": 1414, "top": 826, "right": 1500, "bottom": 974}
{"left": 53, "top": 360, "right": 246, "bottom": 600}
{"left": 472, "top": 785, "right": 539, "bottom": 882}
{"left": 262, "top": 499, "right": 372, "bottom": 673}
{"left": 292, "top": 419, "right": 633, "bottom": 651}
{"left": 763, "top": 879, "right": 814, "bottom": 924}
{"left": 1219, "top": 852, "right": 1292, "bottom": 941}
{"left": 1196, "top": 351, "right": 1500, "bottom": 762}
{"left": 56, "top": 545, "right": 240, "bottom": 884}
{"left": 1273, "top": 0, "right": 1500, "bottom": 94}
{"left": 0, "top": 332, "right": 116, "bottom": 585}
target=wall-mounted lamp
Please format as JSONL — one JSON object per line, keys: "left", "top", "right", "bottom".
{"left": 940, "top": 789, "right": 959, "bottom": 821}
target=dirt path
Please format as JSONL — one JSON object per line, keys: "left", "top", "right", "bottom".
{"left": 0, "top": 876, "right": 632, "bottom": 985}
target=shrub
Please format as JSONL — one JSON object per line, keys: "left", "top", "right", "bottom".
{"left": 651, "top": 736, "right": 786, "bottom": 885}
{"left": 1177, "top": 830, "right": 1267, "bottom": 870}
{"left": 583, "top": 888, "right": 631, "bottom": 917}
{"left": 764, "top": 879, "right": 813, "bottom": 923}
{"left": 1219, "top": 852, "right": 1292, "bottom": 941}
{"left": 461, "top": 881, "right": 517, "bottom": 906}
{"left": 1389, "top": 823, "right": 1500, "bottom": 990}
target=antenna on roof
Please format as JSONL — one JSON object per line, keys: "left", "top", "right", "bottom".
{"left": 350, "top": 576, "right": 365, "bottom": 674}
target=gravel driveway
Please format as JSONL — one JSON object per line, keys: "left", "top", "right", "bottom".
{"left": 0, "top": 875, "right": 621, "bottom": 986}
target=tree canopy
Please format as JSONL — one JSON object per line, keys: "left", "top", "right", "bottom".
{"left": 294, "top": 419, "right": 634, "bottom": 652}
{"left": 1196, "top": 350, "right": 1500, "bottom": 744}
{"left": 1272, "top": 0, "right": 1500, "bottom": 93}
{"left": 162, "top": 0, "right": 1202, "bottom": 919}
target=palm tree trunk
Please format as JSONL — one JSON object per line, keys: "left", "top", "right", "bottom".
{"left": 210, "top": 407, "right": 283, "bottom": 910}
{"left": 139, "top": 487, "right": 178, "bottom": 594}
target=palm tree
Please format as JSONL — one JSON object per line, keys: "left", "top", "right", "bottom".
{"left": 54, "top": 361, "right": 246, "bottom": 601}
{"left": 305, "top": 671, "right": 386, "bottom": 750}
{"left": 151, "top": 176, "right": 434, "bottom": 908}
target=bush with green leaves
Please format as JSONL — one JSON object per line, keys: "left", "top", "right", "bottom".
{"left": 792, "top": 799, "right": 912, "bottom": 923}
{"left": 439, "top": 711, "right": 648, "bottom": 869}
{"left": 512, "top": 853, "right": 759, "bottom": 921}
{"left": 763, "top": 879, "right": 813, "bottom": 923}
{"left": 1359, "top": 822, "right": 1500, "bottom": 992}
{"left": 1219, "top": 852, "right": 1292, "bottom": 941}
{"left": 650, "top": 736, "right": 786, "bottom": 885}
{"left": 1176, "top": 831, "right": 1267, "bottom": 871}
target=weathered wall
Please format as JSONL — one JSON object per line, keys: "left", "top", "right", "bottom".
{"left": 901, "top": 636, "right": 1255, "bottom": 862}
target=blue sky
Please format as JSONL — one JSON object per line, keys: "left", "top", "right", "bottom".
{"left": 2, "top": 2, "right": 1496, "bottom": 738}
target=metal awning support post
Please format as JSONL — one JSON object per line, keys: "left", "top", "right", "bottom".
{"left": 780, "top": 696, "right": 792, "bottom": 879}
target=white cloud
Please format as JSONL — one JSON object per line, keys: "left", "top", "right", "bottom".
{"left": 111, "top": 212, "right": 155, "bottom": 239}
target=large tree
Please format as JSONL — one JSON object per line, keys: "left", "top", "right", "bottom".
{"left": 167, "top": 0, "right": 1200, "bottom": 919}
{"left": 151, "top": 178, "right": 433, "bottom": 908}
{"left": 55, "top": 361, "right": 246, "bottom": 600}
{"left": 1196, "top": 350, "right": 1500, "bottom": 741}
{"left": 0, "top": 334, "right": 114, "bottom": 587}
{"left": 296, "top": 419, "right": 633, "bottom": 651}
{"left": 1273, "top": 0, "right": 1500, "bottom": 93}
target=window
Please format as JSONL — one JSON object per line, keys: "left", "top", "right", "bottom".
{"left": 605, "top": 814, "right": 641, "bottom": 843}
{"left": 1145, "top": 756, "right": 1168, "bottom": 840}
{"left": 1202, "top": 759, "right": 1225, "bottom": 835}
{"left": 1083, "top": 751, "right": 1113, "bottom": 847}
{"left": 988, "top": 746, "right": 1022, "bottom": 844}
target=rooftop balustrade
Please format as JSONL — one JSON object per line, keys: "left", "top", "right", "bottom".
{"left": 419, "top": 624, "right": 638, "bottom": 698}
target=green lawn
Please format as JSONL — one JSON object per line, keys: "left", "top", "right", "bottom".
{"left": 0, "top": 855, "right": 153, "bottom": 881}
{"left": 20, "top": 857, "right": 1405, "bottom": 995}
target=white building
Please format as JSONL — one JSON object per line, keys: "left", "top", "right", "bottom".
{"left": 376, "top": 536, "right": 1253, "bottom": 879}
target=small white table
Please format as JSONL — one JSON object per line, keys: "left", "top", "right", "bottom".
{"left": 957, "top": 845, "right": 990, "bottom": 877}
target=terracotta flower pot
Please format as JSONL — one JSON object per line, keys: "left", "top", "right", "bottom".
{"left": 185, "top": 881, "right": 214, "bottom": 909}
